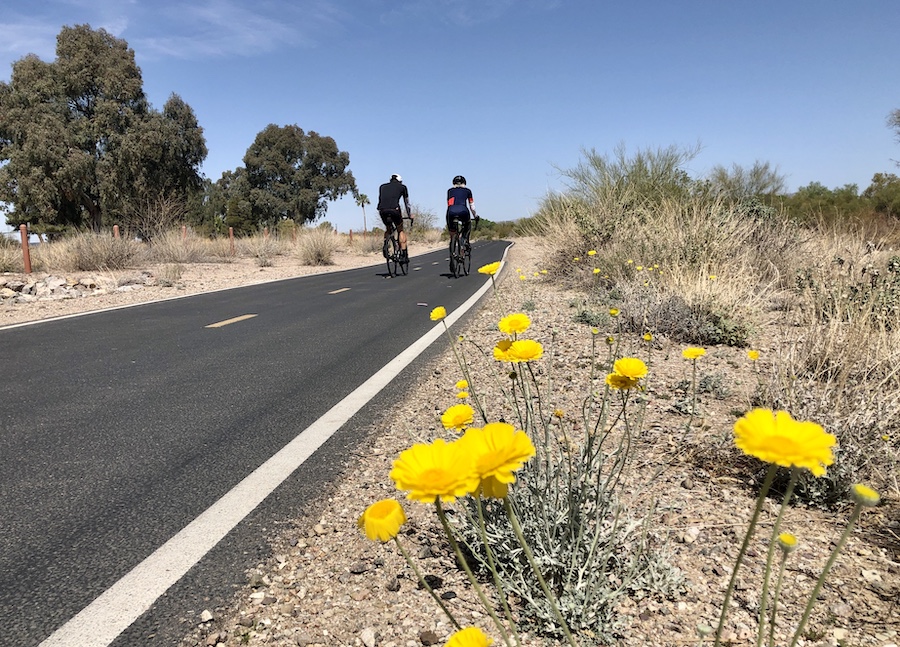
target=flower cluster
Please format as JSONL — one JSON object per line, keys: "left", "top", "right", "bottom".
{"left": 605, "top": 356, "right": 648, "bottom": 390}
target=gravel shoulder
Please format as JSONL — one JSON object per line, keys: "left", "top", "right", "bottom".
{"left": 4, "top": 238, "right": 897, "bottom": 647}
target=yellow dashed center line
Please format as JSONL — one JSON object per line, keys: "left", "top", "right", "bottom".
{"left": 205, "top": 314, "right": 258, "bottom": 328}
{"left": 329, "top": 288, "right": 351, "bottom": 294}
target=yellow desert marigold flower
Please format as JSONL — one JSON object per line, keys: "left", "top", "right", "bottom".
{"left": 390, "top": 438, "right": 479, "bottom": 503}
{"left": 445, "top": 627, "right": 493, "bottom": 647}
{"left": 593, "top": 268, "right": 601, "bottom": 274}
{"left": 455, "top": 379, "right": 469, "bottom": 390}
{"left": 613, "top": 357, "right": 648, "bottom": 379}
{"left": 850, "top": 483, "right": 880, "bottom": 507}
{"left": 609, "top": 308, "right": 620, "bottom": 316}
{"left": 540, "top": 269, "right": 548, "bottom": 275}
{"left": 777, "top": 532, "right": 798, "bottom": 553}
{"left": 430, "top": 306, "right": 447, "bottom": 321}
{"left": 747, "top": 349, "right": 760, "bottom": 361}
{"left": 606, "top": 373, "right": 639, "bottom": 390}
{"left": 456, "top": 391, "right": 469, "bottom": 399}
{"left": 441, "top": 403, "right": 475, "bottom": 430}
{"left": 733, "top": 409, "right": 836, "bottom": 477}
{"left": 507, "top": 339, "right": 544, "bottom": 362}
{"left": 642, "top": 332, "right": 653, "bottom": 342}
{"left": 498, "top": 312, "right": 531, "bottom": 335}
{"left": 459, "top": 422, "right": 536, "bottom": 496}
{"left": 478, "top": 261, "right": 501, "bottom": 275}
{"left": 587, "top": 249, "right": 597, "bottom": 256}
{"left": 357, "top": 498, "right": 407, "bottom": 542}
{"left": 493, "top": 339, "right": 513, "bottom": 362}
{"left": 682, "top": 346, "right": 706, "bottom": 360}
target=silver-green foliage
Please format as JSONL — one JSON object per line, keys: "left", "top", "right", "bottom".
{"left": 460, "top": 367, "right": 683, "bottom": 642}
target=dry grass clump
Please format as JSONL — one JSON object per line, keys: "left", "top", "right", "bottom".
{"left": 532, "top": 145, "right": 900, "bottom": 504}
{"left": 144, "top": 230, "right": 213, "bottom": 264}
{"left": 297, "top": 227, "right": 340, "bottom": 265}
{"left": 0, "top": 238, "right": 23, "bottom": 272}
{"left": 349, "top": 232, "right": 384, "bottom": 255}
{"left": 30, "top": 232, "right": 141, "bottom": 271}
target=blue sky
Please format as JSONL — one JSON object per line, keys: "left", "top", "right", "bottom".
{"left": 2, "top": 1, "right": 899, "bottom": 233}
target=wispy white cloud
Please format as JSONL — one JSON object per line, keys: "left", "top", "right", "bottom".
{"left": 0, "top": 0, "right": 351, "bottom": 72}
{"left": 130, "top": 0, "right": 351, "bottom": 60}
{"left": 378, "top": 0, "right": 556, "bottom": 27}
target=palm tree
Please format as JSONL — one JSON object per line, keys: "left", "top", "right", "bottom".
{"left": 355, "top": 193, "right": 370, "bottom": 233}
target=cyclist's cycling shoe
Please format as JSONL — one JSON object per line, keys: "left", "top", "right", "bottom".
{"left": 401, "top": 249, "right": 409, "bottom": 261}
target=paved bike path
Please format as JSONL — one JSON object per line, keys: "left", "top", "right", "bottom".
{"left": 0, "top": 240, "right": 510, "bottom": 646}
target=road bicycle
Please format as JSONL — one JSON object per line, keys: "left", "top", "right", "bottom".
{"left": 384, "top": 216, "right": 412, "bottom": 277}
{"left": 448, "top": 215, "right": 477, "bottom": 278}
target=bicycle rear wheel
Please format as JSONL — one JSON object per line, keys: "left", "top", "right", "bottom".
{"left": 449, "top": 236, "right": 460, "bottom": 276}
{"left": 386, "top": 237, "right": 399, "bottom": 276}
{"left": 463, "top": 241, "right": 471, "bottom": 276}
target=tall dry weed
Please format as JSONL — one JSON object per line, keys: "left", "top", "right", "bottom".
{"left": 30, "top": 233, "right": 141, "bottom": 271}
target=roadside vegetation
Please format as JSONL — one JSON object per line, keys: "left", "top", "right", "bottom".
{"left": 354, "top": 145, "right": 897, "bottom": 647}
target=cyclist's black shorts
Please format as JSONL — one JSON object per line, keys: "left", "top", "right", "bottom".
{"left": 447, "top": 210, "right": 470, "bottom": 234}
{"left": 380, "top": 209, "right": 404, "bottom": 232}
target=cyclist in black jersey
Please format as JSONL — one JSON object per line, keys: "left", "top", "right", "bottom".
{"left": 377, "top": 174, "right": 412, "bottom": 259}
{"left": 446, "top": 175, "right": 478, "bottom": 249}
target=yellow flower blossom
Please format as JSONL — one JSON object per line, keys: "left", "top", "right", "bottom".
{"left": 498, "top": 313, "right": 531, "bottom": 335}
{"left": 507, "top": 339, "right": 544, "bottom": 362}
{"left": 777, "top": 532, "right": 798, "bottom": 553}
{"left": 747, "top": 349, "right": 760, "bottom": 361}
{"left": 587, "top": 250, "right": 597, "bottom": 256}
{"left": 682, "top": 347, "right": 706, "bottom": 360}
{"left": 478, "top": 261, "right": 501, "bottom": 276}
{"left": 851, "top": 484, "right": 880, "bottom": 506}
{"left": 613, "top": 357, "right": 648, "bottom": 379}
{"left": 456, "top": 391, "right": 469, "bottom": 399}
{"left": 430, "top": 306, "right": 447, "bottom": 321}
{"left": 390, "top": 439, "right": 479, "bottom": 503}
{"left": 609, "top": 308, "right": 620, "bottom": 317}
{"left": 642, "top": 332, "right": 653, "bottom": 342}
{"left": 733, "top": 409, "right": 836, "bottom": 477}
{"left": 441, "top": 403, "right": 475, "bottom": 430}
{"left": 459, "top": 422, "right": 536, "bottom": 498}
{"left": 445, "top": 627, "right": 493, "bottom": 647}
{"left": 606, "top": 373, "right": 639, "bottom": 390}
{"left": 455, "top": 379, "right": 469, "bottom": 390}
{"left": 358, "top": 499, "right": 407, "bottom": 542}
{"left": 493, "top": 339, "right": 513, "bottom": 362}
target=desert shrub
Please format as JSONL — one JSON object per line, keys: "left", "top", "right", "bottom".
{"left": 31, "top": 232, "right": 140, "bottom": 271}
{"left": 349, "top": 232, "right": 384, "bottom": 255}
{"left": 297, "top": 227, "right": 338, "bottom": 265}
{"left": 0, "top": 241, "right": 22, "bottom": 272}
{"left": 145, "top": 230, "right": 211, "bottom": 264}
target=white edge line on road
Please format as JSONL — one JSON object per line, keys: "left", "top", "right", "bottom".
{"left": 39, "top": 247, "right": 510, "bottom": 647}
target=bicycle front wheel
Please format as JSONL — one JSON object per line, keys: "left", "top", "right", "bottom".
{"left": 400, "top": 249, "right": 409, "bottom": 275}
{"left": 386, "top": 237, "right": 399, "bottom": 276}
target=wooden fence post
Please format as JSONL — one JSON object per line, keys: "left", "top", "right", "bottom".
{"left": 19, "top": 224, "right": 32, "bottom": 274}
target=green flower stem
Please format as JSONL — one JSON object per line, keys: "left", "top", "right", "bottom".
{"left": 767, "top": 552, "right": 789, "bottom": 647}
{"left": 474, "top": 496, "right": 523, "bottom": 646}
{"left": 441, "top": 321, "right": 488, "bottom": 423}
{"left": 435, "top": 500, "right": 514, "bottom": 647}
{"left": 756, "top": 469, "right": 798, "bottom": 647}
{"left": 690, "top": 358, "right": 699, "bottom": 419}
{"left": 502, "top": 498, "right": 578, "bottom": 647}
{"left": 393, "top": 535, "right": 461, "bottom": 631}
{"left": 788, "top": 503, "right": 864, "bottom": 647}
{"left": 714, "top": 464, "right": 778, "bottom": 647}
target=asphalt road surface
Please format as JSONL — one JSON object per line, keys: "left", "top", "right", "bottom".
{"left": 0, "top": 240, "right": 511, "bottom": 646}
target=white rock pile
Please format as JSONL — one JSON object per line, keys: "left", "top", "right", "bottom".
{"left": 0, "top": 271, "right": 155, "bottom": 303}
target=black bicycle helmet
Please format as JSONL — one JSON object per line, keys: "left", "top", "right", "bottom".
{"left": 453, "top": 175, "right": 466, "bottom": 186}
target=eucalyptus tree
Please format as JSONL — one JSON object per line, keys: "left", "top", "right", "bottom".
{"left": 243, "top": 124, "right": 357, "bottom": 228}
{"left": 0, "top": 24, "right": 206, "bottom": 234}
